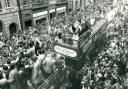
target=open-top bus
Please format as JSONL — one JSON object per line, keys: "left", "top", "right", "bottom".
{"left": 37, "top": 18, "right": 108, "bottom": 89}
{"left": 54, "top": 18, "right": 108, "bottom": 70}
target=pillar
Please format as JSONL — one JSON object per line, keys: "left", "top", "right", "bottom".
{"left": 78, "top": 0, "right": 80, "bottom": 9}
{"left": 73, "top": 0, "right": 76, "bottom": 11}
{"left": 81, "top": 0, "right": 85, "bottom": 10}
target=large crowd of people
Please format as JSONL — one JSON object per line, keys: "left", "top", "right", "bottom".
{"left": 80, "top": 4, "right": 128, "bottom": 89}
{"left": 0, "top": 0, "right": 118, "bottom": 89}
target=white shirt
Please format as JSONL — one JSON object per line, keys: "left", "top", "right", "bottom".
{"left": 31, "top": 54, "right": 46, "bottom": 85}
{"left": 43, "top": 54, "right": 55, "bottom": 74}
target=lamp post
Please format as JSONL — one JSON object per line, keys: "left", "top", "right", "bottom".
{"left": 16, "top": 0, "right": 23, "bottom": 31}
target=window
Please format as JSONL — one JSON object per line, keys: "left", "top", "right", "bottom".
{"left": 32, "top": 0, "right": 45, "bottom": 4}
{"left": 35, "top": 18, "right": 46, "bottom": 25}
{"left": 22, "top": 0, "right": 28, "bottom": 5}
{"left": 37, "top": 0, "right": 45, "bottom": 3}
{"left": 5, "top": 0, "right": 11, "bottom": 7}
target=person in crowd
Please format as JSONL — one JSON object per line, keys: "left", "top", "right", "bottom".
{"left": 0, "top": 1, "right": 126, "bottom": 89}
{"left": 43, "top": 52, "right": 56, "bottom": 75}
{"left": 7, "top": 63, "right": 21, "bottom": 89}
{"left": 24, "top": 41, "right": 36, "bottom": 58}
{"left": 31, "top": 49, "right": 46, "bottom": 89}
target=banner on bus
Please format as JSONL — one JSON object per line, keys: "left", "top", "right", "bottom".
{"left": 54, "top": 45, "right": 77, "bottom": 58}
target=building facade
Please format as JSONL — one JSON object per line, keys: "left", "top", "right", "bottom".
{"left": 32, "top": 0, "right": 68, "bottom": 26}
{"left": 0, "top": 0, "right": 68, "bottom": 32}
{"left": 0, "top": 0, "right": 21, "bottom": 37}
{"left": 32, "top": 0, "right": 49, "bottom": 26}
{"left": 19, "top": 0, "right": 33, "bottom": 29}
{"left": 56, "top": 0, "right": 68, "bottom": 17}
{"left": 19, "top": 0, "right": 68, "bottom": 29}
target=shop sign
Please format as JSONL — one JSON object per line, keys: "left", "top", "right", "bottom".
{"left": 57, "top": 7, "right": 66, "bottom": 11}
{"left": 50, "top": 9, "right": 55, "bottom": 13}
{"left": 54, "top": 45, "right": 77, "bottom": 57}
{"left": 33, "top": 11, "right": 48, "bottom": 17}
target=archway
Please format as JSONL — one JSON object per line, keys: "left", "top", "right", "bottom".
{"left": 0, "top": 21, "right": 3, "bottom": 32}
{"left": 9, "top": 23, "right": 17, "bottom": 36}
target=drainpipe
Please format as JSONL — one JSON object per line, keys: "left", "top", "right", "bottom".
{"left": 16, "top": 0, "right": 23, "bottom": 31}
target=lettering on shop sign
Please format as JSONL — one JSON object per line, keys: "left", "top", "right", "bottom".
{"left": 54, "top": 45, "right": 77, "bottom": 57}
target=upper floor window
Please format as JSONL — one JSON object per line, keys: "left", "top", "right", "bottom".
{"left": 5, "top": 0, "right": 11, "bottom": 7}
{"left": 32, "top": 0, "right": 36, "bottom": 4}
{"left": 37, "top": 0, "right": 45, "bottom": 3}
{"left": 22, "top": 0, "right": 29, "bottom": 5}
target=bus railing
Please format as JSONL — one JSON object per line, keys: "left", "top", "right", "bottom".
{"left": 38, "top": 68, "right": 66, "bottom": 89}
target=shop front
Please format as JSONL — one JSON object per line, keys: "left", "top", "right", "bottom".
{"left": 33, "top": 11, "right": 48, "bottom": 26}
{"left": 49, "top": 9, "right": 56, "bottom": 20}
{"left": 56, "top": 6, "right": 66, "bottom": 17}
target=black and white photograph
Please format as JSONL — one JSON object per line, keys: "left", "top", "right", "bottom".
{"left": 0, "top": 0, "right": 127, "bottom": 89}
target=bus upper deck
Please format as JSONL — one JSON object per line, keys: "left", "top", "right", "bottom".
{"left": 54, "top": 19, "right": 108, "bottom": 58}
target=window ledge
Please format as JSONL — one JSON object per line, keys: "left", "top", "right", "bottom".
{"left": 21, "top": 4, "right": 31, "bottom": 7}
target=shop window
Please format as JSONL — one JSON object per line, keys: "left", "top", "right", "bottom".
{"left": 50, "top": 12, "right": 55, "bottom": 20}
{"left": 36, "top": 20, "right": 40, "bottom": 26}
{"left": 58, "top": 12, "right": 65, "bottom": 17}
{"left": 36, "top": 18, "right": 46, "bottom": 26}
{"left": 5, "top": 0, "right": 11, "bottom": 7}
{"left": 41, "top": 18, "right": 46, "bottom": 25}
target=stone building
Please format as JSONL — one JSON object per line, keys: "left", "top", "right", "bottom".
{"left": 0, "top": 0, "right": 21, "bottom": 37}
{"left": 32, "top": 0, "right": 68, "bottom": 26}
{"left": 19, "top": 0, "right": 33, "bottom": 29}
{"left": 19, "top": 0, "right": 68, "bottom": 29}
{"left": 0, "top": 0, "right": 69, "bottom": 32}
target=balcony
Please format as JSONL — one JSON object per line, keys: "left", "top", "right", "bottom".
{"left": 56, "top": 0, "right": 68, "bottom": 4}
{"left": 32, "top": 0, "right": 48, "bottom": 9}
